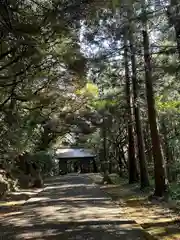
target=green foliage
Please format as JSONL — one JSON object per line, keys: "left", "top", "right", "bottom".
{"left": 1, "top": 0, "right": 180, "bottom": 201}
{"left": 91, "top": 99, "right": 118, "bottom": 110}
{"left": 0, "top": 0, "right": 93, "bottom": 159}
{"left": 156, "top": 96, "right": 180, "bottom": 112}
{"left": 170, "top": 182, "right": 180, "bottom": 200}
{"left": 76, "top": 82, "right": 99, "bottom": 97}
{"left": 31, "top": 151, "right": 55, "bottom": 175}
{"left": 111, "top": 0, "right": 121, "bottom": 9}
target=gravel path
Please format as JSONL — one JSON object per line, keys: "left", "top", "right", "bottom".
{"left": 0, "top": 174, "right": 146, "bottom": 239}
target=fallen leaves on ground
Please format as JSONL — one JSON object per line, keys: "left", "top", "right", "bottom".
{"left": 90, "top": 173, "right": 180, "bottom": 240}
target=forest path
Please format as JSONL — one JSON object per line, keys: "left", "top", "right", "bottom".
{"left": 0, "top": 174, "right": 146, "bottom": 239}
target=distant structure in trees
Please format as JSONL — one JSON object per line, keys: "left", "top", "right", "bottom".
{"left": 56, "top": 148, "right": 97, "bottom": 174}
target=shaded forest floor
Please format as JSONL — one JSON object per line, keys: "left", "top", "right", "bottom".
{"left": 0, "top": 174, "right": 146, "bottom": 239}
{"left": 0, "top": 187, "right": 44, "bottom": 217}
{"left": 89, "top": 173, "right": 180, "bottom": 240}
{"left": 1, "top": 173, "right": 180, "bottom": 239}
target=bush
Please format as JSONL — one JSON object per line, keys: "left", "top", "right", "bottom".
{"left": 31, "top": 151, "right": 55, "bottom": 176}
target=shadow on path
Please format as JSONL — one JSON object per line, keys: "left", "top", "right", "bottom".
{"left": 0, "top": 174, "right": 145, "bottom": 239}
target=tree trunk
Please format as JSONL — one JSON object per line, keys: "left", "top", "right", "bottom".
{"left": 101, "top": 116, "right": 112, "bottom": 184}
{"left": 116, "top": 144, "right": 124, "bottom": 176}
{"left": 168, "top": 0, "right": 180, "bottom": 58}
{"left": 161, "top": 118, "right": 174, "bottom": 182}
{"left": 102, "top": 116, "right": 108, "bottom": 171}
{"left": 142, "top": 24, "right": 169, "bottom": 197}
{"left": 129, "top": 27, "right": 150, "bottom": 188}
{"left": 120, "top": 146, "right": 126, "bottom": 164}
{"left": 124, "top": 35, "right": 139, "bottom": 184}
{"left": 144, "top": 123, "right": 153, "bottom": 164}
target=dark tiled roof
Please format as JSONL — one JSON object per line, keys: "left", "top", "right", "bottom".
{"left": 56, "top": 148, "right": 95, "bottom": 159}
